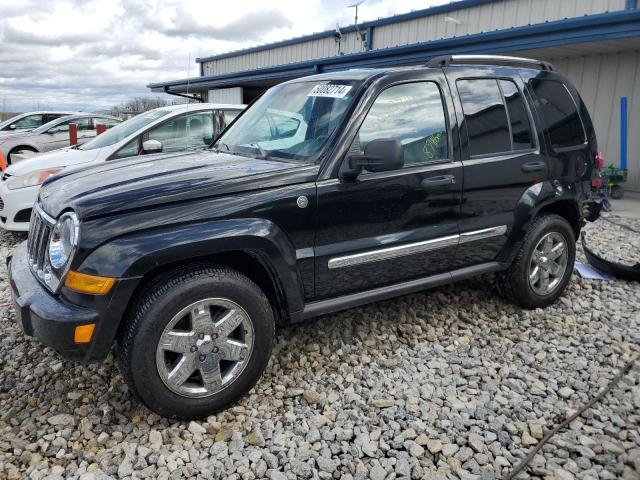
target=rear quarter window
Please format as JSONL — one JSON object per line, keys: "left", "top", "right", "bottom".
{"left": 530, "top": 79, "right": 586, "bottom": 149}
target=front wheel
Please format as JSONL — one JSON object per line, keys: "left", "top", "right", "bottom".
{"left": 496, "top": 214, "right": 576, "bottom": 309}
{"left": 117, "top": 266, "right": 274, "bottom": 419}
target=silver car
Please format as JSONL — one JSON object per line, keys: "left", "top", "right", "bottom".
{"left": 0, "top": 111, "right": 83, "bottom": 136}
{"left": 0, "top": 113, "right": 121, "bottom": 164}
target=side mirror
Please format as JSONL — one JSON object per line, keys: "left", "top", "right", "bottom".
{"left": 47, "top": 128, "right": 57, "bottom": 134}
{"left": 142, "top": 139, "right": 163, "bottom": 153}
{"left": 340, "top": 139, "right": 404, "bottom": 181}
{"left": 8, "top": 124, "right": 16, "bottom": 130}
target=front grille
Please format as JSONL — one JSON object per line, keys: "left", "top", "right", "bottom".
{"left": 27, "top": 206, "right": 54, "bottom": 285}
{"left": 0, "top": 196, "right": 4, "bottom": 211}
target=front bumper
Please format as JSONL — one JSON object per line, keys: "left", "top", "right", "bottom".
{"left": 0, "top": 181, "right": 39, "bottom": 232}
{"left": 8, "top": 241, "right": 140, "bottom": 362}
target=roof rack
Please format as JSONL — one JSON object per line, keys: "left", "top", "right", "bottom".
{"left": 425, "top": 55, "right": 555, "bottom": 71}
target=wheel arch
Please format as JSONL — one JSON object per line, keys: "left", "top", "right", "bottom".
{"left": 498, "top": 182, "right": 583, "bottom": 263}
{"left": 122, "top": 250, "right": 291, "bottom": 327}
{"left": 8, "top": 144, "right": 39, "bottom": 159}
{"left": 78, "top": 218, "right": 305, "bottom": 329}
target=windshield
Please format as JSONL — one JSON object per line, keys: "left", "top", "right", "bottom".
{"left": 216, "top": 80, "right": 359, "bottom": 161}
{"left": 79, "top": 109, "right": 171, "bottom": 150}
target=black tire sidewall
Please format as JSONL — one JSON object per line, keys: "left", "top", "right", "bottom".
{"left": 125, "top": 270, "right": 274, "bottom": 418}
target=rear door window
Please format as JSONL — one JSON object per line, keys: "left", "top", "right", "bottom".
{"left": 222, "top": 109, "right": 240, "bottom": 127}
{"left": 457, "top": 79, "right": 511, "bottom": 156}
{"left": 530, "top": 79, "right": 585, "bottom": 149}
{"left": 499, "top": 80, "right": 533, "bottom": 150}
{"left": 43, "top": 114, "right": 67, "bottom": 124}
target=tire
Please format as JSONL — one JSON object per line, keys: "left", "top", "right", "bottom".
{"left": 496, "top": 214, "right": 575, "bottom": 309}
{"left": 610, "top": 185, "right": 624, "bottom": 200}
{"left": 116, "top": 265, "right": 274, "bottom": 419}
{"left": 8, "top": 146, "right": 37, "bottom": 164}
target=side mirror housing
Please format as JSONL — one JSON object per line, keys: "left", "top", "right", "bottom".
{"left": 46, "top": 128, "right": 57, "bottom": 134}
{"left": 8, "top": 124, "right": 16, "bottom": 130}
{"left": 340, "top": 139, "right": 404, "bottom": 181}
{"left": 142, "top": 139, "right": 163, "bottom": 154}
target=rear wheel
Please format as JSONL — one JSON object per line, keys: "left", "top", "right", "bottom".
{"left": 117, "top": 266, "right": 274, "bottom": 419}
{"left": 497, "top": 214, "right": 575, "bottom": 309}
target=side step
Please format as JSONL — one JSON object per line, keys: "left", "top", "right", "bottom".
{"left": 295, "top": 261, "right": 504, "bottom": 322}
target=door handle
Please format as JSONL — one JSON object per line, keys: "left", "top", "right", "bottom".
{"left": 521, "top": 161, "right": 546, "bottom": 173}
{"left": 421, "top": 175, "right": 455, "bottom": 188}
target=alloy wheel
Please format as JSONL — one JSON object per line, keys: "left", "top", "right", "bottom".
{"left": 155, "top": 298, "right": 254, "bottom": 398}
{"left": 528, "top": 231, "right": 569, "bottom": 296}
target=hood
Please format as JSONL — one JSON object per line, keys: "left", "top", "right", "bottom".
{"left": 39, "top": 149, "right": 315, "bottom": 219}
{"left": 6, "top": 147, "right": 105, "bottom": 176}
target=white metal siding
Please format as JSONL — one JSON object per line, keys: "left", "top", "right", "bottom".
{"left": 207, "top": 87, "right": 243, "bottom": 104}
{"left": 372, "top": 0, "right": 625, "bottom": 49}
{"left": 202, "top": 31, "right": 362, "bottom": 76}
{"left": 548, "top": 51, "right": 640, "bottom": 191}
{"left": 201, "top": 0, "right": 626, "bottom": 77}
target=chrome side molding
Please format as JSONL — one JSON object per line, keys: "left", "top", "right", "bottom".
{"left": 459, "top": 225, "right": 507, "bottom": 244}
{"left": 327, "top": 225, "right": 507, "bottom": 269}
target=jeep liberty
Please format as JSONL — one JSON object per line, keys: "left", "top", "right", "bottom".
{"left": 8, "top": 55, "right": 602, "bottom": 418}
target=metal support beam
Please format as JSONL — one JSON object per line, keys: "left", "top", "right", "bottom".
{"left": 163, "top": 87, "right": 204, "bottom": 103}
{"left": 366, "top": 26, "right": 374, "bottom": 50}
{"left": 621, "top": 96, "right": 628, "bottom": 170}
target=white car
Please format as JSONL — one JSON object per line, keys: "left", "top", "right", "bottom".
{"left": 0, "top": 103, "right": 245, "bottom": 231}
{"left": 0, "top": 113, "right": 121, "bottom": 164}
{"left": 0, "top": 111, "right": 83, "bottom": 137}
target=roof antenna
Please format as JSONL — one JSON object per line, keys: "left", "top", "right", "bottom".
{"left": 348, "top": 0, "right": 366, "bottom": 51}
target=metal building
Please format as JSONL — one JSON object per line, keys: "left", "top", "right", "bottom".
{"left": 149, "top": 0, "right": 640, "bottom": 191}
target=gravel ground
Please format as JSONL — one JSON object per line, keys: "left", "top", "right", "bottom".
{"left": 0, "top": 213, "right": 639, "bottom": 480}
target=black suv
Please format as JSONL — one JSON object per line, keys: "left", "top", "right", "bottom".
{"left": 8, "top": 55, "right": 602, "bottom": 418}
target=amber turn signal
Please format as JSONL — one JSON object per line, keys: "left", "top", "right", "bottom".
{"left": 65, "top": 271, "right": 116, "bottom": 295}
{"left": 74, "top": 323, "right": 95, "bottom": 344}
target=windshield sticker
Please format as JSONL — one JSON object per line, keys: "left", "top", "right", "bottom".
{"left": 308, "top": 84, "right": 352, "bottom": 98}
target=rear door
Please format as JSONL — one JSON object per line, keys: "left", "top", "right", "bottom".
{"left": 314, "top": 72, "right": 463, "bottom": 299}
{"left": 39, "top": 119, "right": 78, "bottom": 150}
{"left": 444, "top": 67, "right": 545, "bottom": 266}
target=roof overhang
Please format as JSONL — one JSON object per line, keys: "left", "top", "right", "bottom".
{"left": 148, "top": 9, "right": 640, "bottom": 94}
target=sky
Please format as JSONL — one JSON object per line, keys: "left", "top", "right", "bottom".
{"left": 0, "top": 0, "right": 447, "bottom": 113}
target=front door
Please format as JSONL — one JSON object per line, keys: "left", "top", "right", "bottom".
{"left": 443, "top": 68, "right": 547, "bottom": 266}
{"left": 314, "top": 75, "right": 462, "bottom": 299}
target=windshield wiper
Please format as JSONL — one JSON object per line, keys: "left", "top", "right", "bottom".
{"left": 213, "top": 142, "right": 236, "bottom": 155}
{"left": 250, "top": 142, "right": 270, "bottom": 159}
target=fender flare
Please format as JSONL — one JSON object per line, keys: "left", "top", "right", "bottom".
{"left": 498, "top": 181, "right": 582, "bottom": 263}
{"left": 79, "top": 218, "right": 305, "bottom": 314}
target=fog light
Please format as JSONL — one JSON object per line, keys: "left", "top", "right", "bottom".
{"left": 74, "top": 324, "right": 95, "bottom": 344}
{"left": 65, "top": 271, "right": 115, "bottom": 295}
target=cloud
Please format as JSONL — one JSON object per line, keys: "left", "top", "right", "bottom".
{"left": 0, "top": 0, "right": 446, "bottom": 112}
{"left": 162, "top": 9, "right": 293, "bottom": 41}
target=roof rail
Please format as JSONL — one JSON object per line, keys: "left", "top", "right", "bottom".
{"left": 426, "top": 54, "right": 555, "bottom": 71}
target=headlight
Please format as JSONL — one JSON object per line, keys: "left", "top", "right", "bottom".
{"left": 6, "top": 167, "right": 63, "bottom": 190}
{"left": 48, "top": 211, "right": 79, "bottom": 271}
